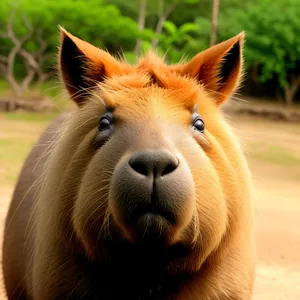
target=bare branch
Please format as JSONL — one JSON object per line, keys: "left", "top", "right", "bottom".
{"left": 6, "top": 6, "right": 19, "bottom": 45}
{"left": 5, "top": 6, "right": 34, "bottom": 48}
{"left": 0, "top": 55, "right": 8, "bottom": 75}
{"left": 19, "top": 49, "right": 39, "bottom": 70}
{"left": 33, "top": 28, "right": 50, "bottom": 86}
{"left": 21, "top": 13, "right": 32, "bottom": 33}
{"left": 0, "top": 55, "right": 8, "bottom": 63}
{"left": 6, "top": 18, "right": 23, "bottom": 96}
{"left": 134, "top": 0, "right": 147, "bottom": 56}
{"left": 0, "top": 33, "right": 8, "bottom": 39}
{"left": 0, "top": 59, "right": 6, "bottom": 75}
{"left": 151, "top": 1, "right": 176, "bottom": 49}
{"left": 1, "top": 6, "right": 35, "bottom": 96}
{"left": 0, "top": 65, "right": 6, "bottom": 75}
{"left": 35, "top": 29, "right": 48, "bottom": 56}
{"left": 21, "top": 60, "right": 36, "bottom": 92}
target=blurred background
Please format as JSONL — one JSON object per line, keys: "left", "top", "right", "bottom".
{"left": 0, "top": 0, "right": 299, "bottom": 299}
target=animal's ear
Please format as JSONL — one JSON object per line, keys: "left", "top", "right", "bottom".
{"left": 59, "top": 27, "right": 125, "bottom": 106}
{"left": 180, "top": 32, "right": 245, "bottom": 105}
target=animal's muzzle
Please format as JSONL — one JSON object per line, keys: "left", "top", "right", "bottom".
{"left": 109, "top": 149, "right": 195, "bottom": 244}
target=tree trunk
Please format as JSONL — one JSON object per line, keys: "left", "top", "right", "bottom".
{"left": 6, "top": 48, "right": 23, "bottom": 97}
{"left": 134, "top": 0, "right": 147, "bottom": 56}
{"left": 0, "top": 55, "right": 7, "bottom": 75}
{"left": 34, "top": 29, "right": 50, "bottom": 87}
{"left": 21, "top": 61, "right": 36, "bottom": 93}
{"left": 284, "top": 87, "right": 293, "bottom": 106}
{"left": 210, "top": 0, "right": 219, "bottom": 46}
{"left": 276, "top": 89, "right": 284, "bottom": 105}
{"left": 283, "top": 75, "right": 300, "bottom": 106}
{"left": 151, "top": 0, "right": 176, "bottom": 49}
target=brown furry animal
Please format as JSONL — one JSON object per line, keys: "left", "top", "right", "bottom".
{"left": 2, "top": 28, "right": 255, "bottom": 299}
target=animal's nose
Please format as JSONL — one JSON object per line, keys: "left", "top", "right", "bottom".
{"left": 129, "top": 150, "right": 179, "bottom": 178}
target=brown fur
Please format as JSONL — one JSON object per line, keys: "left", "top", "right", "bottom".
{"left": 2, "top": 28, "right": 255, "bottom": 299}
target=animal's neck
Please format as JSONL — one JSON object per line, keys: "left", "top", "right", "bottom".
{"left": 77, "top": 242, "right": 195, "bottom": 299}
{"left": 88, "top": 261, "right": 191, "bottom": 299}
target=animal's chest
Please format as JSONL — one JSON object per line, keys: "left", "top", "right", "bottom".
{"left": 88, "top": 276, "right": 177, "bottom": 300}
{"left": 71, "top": 248, "right": 189, "bottom": 300}
{"left": 65, "top": 283, "right": 174, "bottom": 300}
{"left": 92, "top": 288, "right": 170, "bottom": 300}
{"left": 76, "top": 266, "right": 185, "bottom": 300}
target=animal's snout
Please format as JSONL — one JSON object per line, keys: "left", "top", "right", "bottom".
{"left": 128, "top": 150, "right": 179, "bottom": 178}
{"left": 110, "top": 149, "right": 195, "bottom": 244}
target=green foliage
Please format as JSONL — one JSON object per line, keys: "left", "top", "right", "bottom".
{"left": 3, "top": 112, "right": 58, "bottom": 122}
{"left": 250, "top": 143, "right": 300, "bottom": 166}
{"left": 0, "top": 112, "right": 54, "bottom": 185}
{"left": 0, "top": 80, "right": 10, "bottom": 94}
{"left": 158, "top": 21, "right": 200, "bottom": 62}
{"left": 1, "top": 0, "right": 300, "bottom": 104}
{"left": 218, "top": 0, "right": 300, "bottom": 89}
{"left": 0, "top": 0, "right": 141, "bottom": 54}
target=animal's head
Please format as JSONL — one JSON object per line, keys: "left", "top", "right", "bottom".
{"left": 54, "top": 28, "right": 252, "bottom": 273}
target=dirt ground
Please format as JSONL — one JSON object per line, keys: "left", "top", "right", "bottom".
{"left": 0, "top": 113, "right": 299, "bottom": 299}
{"left": 232, "top": 116, "right": 300, "bottom": 300}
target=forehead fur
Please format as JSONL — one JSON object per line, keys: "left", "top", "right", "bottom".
{"left": 96, "top": 51, "right": 206, "bottom": 112}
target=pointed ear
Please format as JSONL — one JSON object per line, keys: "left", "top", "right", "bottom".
{"left": 180, "top": 32, "right": 245, "bottom": 105}
{"left": 58, "top": 27, "right": 126, "bottom": 106}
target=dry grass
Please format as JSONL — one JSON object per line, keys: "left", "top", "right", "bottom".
{"left": 0, "top": 112, "right": 300, "bottom": 299}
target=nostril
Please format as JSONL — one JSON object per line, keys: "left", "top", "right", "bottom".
{"left": 129, "top": 151, "right": 179, "bottom": 178}
{"left": 161, "top": 159, "right": 179, "bottom": 176}
{"left": 129, "top": 159, "right": 148, "bottom": 176}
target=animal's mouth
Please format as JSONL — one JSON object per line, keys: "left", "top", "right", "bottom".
{"left": 131, "top": 212, "right": 170, "bottom": 244}
{"left": 128, "top": 193, "right": 177, "bottom": 226}
{"left": 123, "top": 199, "right": 175, "bottom": 244}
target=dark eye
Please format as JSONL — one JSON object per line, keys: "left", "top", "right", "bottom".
{"left": 193, "top": 117, "right": 205, "bottom": 133}
{"left": 99, "top": 116, "right": 112, "bottom": 131}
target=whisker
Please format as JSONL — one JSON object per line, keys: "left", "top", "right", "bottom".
{"left": 205, "top": 88, "right": 249, "bottom": 104}
{"left": 71, "top": 116, "right": 99, "bottom": 133}
{"left": 5, "top": 172, "right": 46, "bottom": 234}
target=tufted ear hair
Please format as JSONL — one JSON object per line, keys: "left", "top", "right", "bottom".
{"left": 58, "top": 27, "right": 127, "bottom": 106}
{"left": 177, "top": 32, "right": 245, "bottom": 105}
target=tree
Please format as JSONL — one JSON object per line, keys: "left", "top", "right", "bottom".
{"left": 0, "top": 0, "right": 143, "bottom": 94}
{"left": 210, "top": 0, "right": 219, "bottom": 46}
{"left": 0, "top": 0, "right": 142, "bottom": 54}
{"left": 218, "top": 0, "right": 300, "bottom": 105}
{"left": 0, "top": 6, "right": 49, "bottom": 96}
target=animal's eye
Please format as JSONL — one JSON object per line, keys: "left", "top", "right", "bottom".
{"left": 99, "top": 116, "right": 112, "bottom": 131}
{"left": 193, "top": 117, "right": 205, "bottom": 133}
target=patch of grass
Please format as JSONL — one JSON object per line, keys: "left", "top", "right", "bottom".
{"left": 0, "top": 138, "right": 34, "bottom": 161}
{"left": 0, "top": 113, "right": 52, "bottom": 185}
{"left": 2, "top": 112, "right": 58, "bottom": 122}
{"left": 0, "top": 79, "right": 9, "bottom": 94}
{"left": 0, "top": 137, "right": 37, "bottom": 185}
{"left": 249, "top": 143, "right": 300, "bottom": 166}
